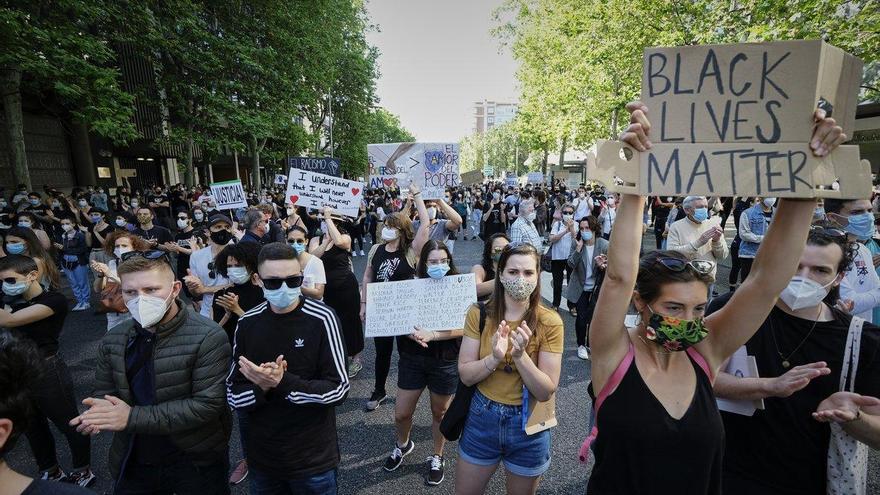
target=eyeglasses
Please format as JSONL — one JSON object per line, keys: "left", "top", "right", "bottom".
{"left": 261, "top": 275, "right": 304, "bottom": 290}
{"left": 810, "top": 225, "right": 846, "bottom": 238}
{"left": 426, "top": 258, "right": 449, "bottom": 266}
{"left": 177, "top": 216, "right": 189, "bottom": 221}
{"left": 655, "top": 257, "right": 715, "bottom": 275}
{"left": 120, "top": 250, "right": 171, "bottom": 265}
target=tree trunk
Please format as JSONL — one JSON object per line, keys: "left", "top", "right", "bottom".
{"left": 1, "top": 67, "right": 30, "bottom": 189}
{"left": 251, "top": 135, "right": 262, "bottom": 190}
{"left": 541, "top": 146, "right": 549, "bottom": 177}
{"left": 183, "top": 126, "right": 194, "bottom": 187}
{"left": 558, "top": 135, "right": 567, "bottom": 172}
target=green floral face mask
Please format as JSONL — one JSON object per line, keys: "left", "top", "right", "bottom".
{"left": 644, "top": 305, "right": 708, "bottom": 352}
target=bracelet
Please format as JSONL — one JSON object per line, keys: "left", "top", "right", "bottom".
{"left": 483, "top": 357, "right": 497, "bottom": 372}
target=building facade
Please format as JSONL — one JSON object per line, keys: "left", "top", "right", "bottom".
{"left": 473, "top": 100, "right": 518, "bottom": 134}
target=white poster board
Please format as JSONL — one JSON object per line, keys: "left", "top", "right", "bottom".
{"left": 505, "top": 173, "right": 518, "bottom": 188}
{"left": 274, "top": 174, "right": 287, "bottom": 184}
{"left": 285, "top": 169, "right": 364, "bottom": 218}
{"left": 210, "top": 180, "right": 248, "bottom": 210}
{"left": 365, "top": 274, "right": 477, "bottom": 338}
{"left": 716, "top": 346, "right": 764, "bottom": 416}
{"left": 527, "top": 172, "right": 544, "bottom": 184}
{"left": 367, "top": 142, "right": 460, "bottom": 199}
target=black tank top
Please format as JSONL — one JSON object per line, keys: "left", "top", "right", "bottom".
{"left": 587, "top": 351, "right": 724, "bottom": 494}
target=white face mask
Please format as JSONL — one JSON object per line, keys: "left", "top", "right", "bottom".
{"left": 61, "top": 224, "right": 73, "bottom": 232}
{"left": 177, "top": 219, "right": 189, "bottom": 228}
{"left": 114, "top": 246, "right": 132, "bottom": 259}
{"left": 381, "top": 226, "right": 399, "bottom": 241}
{"left": 227, "top": 266, "right": 250, "bottom": 285}
{"left": 193, "top": 212, "right": 204, "bottom": 221}
{"left": 779, "top": 276, "right": 835, "bottom": 310}
{"left": 426, "top": 207, "right": 437, "bottom": 220}
{"left": 115, "top": 218, "right": 127, "bottom": 227}
{"left": 763, "top": 197, "right": 777, "bottom": 207}
{"left": 526, "top": 211, "right": 536, "bottom": 222}
{"left": 126, "top": 291, "right": 173, "bottom": 328}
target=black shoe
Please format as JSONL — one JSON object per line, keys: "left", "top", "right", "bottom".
{"left": 426, "top": 455, "right": 444, "bottom": 485}
{"left": 40, "top": 467, "right": 67, "bottom": 482}
{"left": 64, "top": 469, "right": 96, "bottom": 488}
{"left": 383, "top": 439, "right": 415, "bottom": 471}
{"left": 365, "top": 391, "right": 387, "bottom": 411}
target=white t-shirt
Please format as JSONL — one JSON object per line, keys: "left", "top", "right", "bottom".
{"left": 583, "top": 244, "right": 596, "bottom": 290}
{"left": 302, "top": 255, "right": 327, "bottom": 295}
{"left": 549, "top": 221, "right": 573, "bottom": 260}
{"left": 840, "top": 242, "right": 880, "bottom": 323}
{"left": 189, "top": 246, "right": 229, "bottom": 318}
{"left": 573, "top": 196, "right": 593, "bottom": 221}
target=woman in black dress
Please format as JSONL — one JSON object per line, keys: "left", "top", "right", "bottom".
{"left": 308, "top": 208, "right": 364, "bottom": 378}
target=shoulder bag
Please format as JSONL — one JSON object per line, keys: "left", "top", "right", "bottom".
{"left": 826, "top": 316, "right": 868, "bottom": 495}
{"left": 439, "top": 302, "right": 486, "bottom": 441}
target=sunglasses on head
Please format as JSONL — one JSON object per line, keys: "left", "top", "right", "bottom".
{"left": 120, "top": 250, "right": 172, "bottom": 265}
{"left": 505, "top": 242, "right": 539, "bottom": 253}
{"left": 810, "top": 225, "right": 847, "bottom": 238}
{"left": 261, "top": 275, "right": 304, "bottom": 290}
{"left": 656, "top": 257, "right": 715, "bottom": 275}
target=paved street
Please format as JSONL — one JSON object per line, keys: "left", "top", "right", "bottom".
{"left": 6, "top": 226, "right": 879, "bottom": 494}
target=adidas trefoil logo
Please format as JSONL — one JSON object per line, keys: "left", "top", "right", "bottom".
{"left": 295, "top": 338, "right": 305, "bottom": 348}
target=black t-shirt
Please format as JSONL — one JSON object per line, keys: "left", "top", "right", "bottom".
{"left": 148, "top": 193, "right": 171, "bottom": 218}
{"left": 370, "top": 246, "right": 415, "bottom": 283}
{"left": 174, "top": 229, "right": 199, "bottom": 277}
{"left": 707, "top": 292, "right": 880, "bottom": 494}
{"left": 213, "top": 282, "right": 265, "bottom": 343}
{"left": 9, "top": 291, "right": 69, "bottom": 357}
{"left": 133, "top": 225, "right": 173, "bottom": 245}
{"left": 482, "top": 202, "right": 504, "bottom": 227}
{"left": 22, "top": 479, "right": 91, "bottom": 494}
{"left": 87, "top": 222, "right": 115, "bottom": 248}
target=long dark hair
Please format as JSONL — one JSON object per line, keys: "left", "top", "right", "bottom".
{"left": 488, "top": 242, "right": 542, "bottom": 334}
{"left": 4, "top": 227, "right": 61, "bottom": 290}
{"left": 416, "top": 240, "right": 459, "bottom": 278}
{"left": 480, "top": 233, "right": 510, "bottom": 278}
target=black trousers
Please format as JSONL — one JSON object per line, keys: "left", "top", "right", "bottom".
{"left": 25, "top": 355, "right": 91, "bottom": 471}
{"left": 373, "top": 336, "right": 395, "bottom": 396}
{"left": 575, "top": 290, "right": 596, "bottom": 347}
{"left": 550, "top": 259, "right": 572, "bottom": 308}
{"left": 653, "top": 223, "right": 666, "bottom": 250}
{"left": 739, "top": 258, "right": 755, "bottom": 284}
{"left": 115, "top": 457, "right": 229, "bottom": 494}
{"left": 351, "top": 225, "right": 364, "bottom": 252}
{"left": 728, "top": 238, "right": 741, "bottom": 287}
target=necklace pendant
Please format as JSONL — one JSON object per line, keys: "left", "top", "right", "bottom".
{"left": 782, "top": 360, "right": 791, "bottom": 369}
{"left": 503, "top": 364, "right": 513, "bottom": 373}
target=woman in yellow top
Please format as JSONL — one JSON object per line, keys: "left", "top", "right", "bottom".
{"left": 456, "top": 242, "right": 563, "bottom": 495}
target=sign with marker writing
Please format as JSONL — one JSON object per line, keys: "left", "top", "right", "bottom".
{"left": 588, "top": 40, "right": 870, "bottom": 199}
{"left": 285, "top": 169, "right": 364, "bottom": 218}
{"left": 527, "top": 172, "right": 544, "bottom": 184}
{"left": 368, "top": 142, "right": 460, "bottom": 199}
{"left": 288, "top": 156, "right": 341, "bottom": 177}
{"left": 505, "top": 172, "right": 518, "bottom": 188}
{"left": 210, "top": 180, "right": 248, "bottom": 210}
{"left": 365, "top": 274, "right": 477, "bottom": 338}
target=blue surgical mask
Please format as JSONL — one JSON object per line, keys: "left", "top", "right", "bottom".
{"left": 227, "top": 267, "right": 250, "bottom": 285}
{"left": 28, "top": 198, "right": 40, "bottom": 206}
{"left": 581, "top": 230, "right": 593, "bottom": 241}
{"left": 2, "top": 279, "right": 29, "bottom": 296}
{"left": 692, "top": 207, "right": 708, "bottom": 222}
{"left": 427, "top": 264, "right": 450, "bottom": 279}
{"left": 17, "top": 221, "right": 32, "bottom": 229}
{"left": 263, "top": 285, "right": 301, "bottom": 308}
{"left": 844, "top": 212, "right": 875, "bottom": 241}
{"left": 6, "top": 242, "right": 25, "bottom": 255}
{"left": 289, "top": 241, "right": 306, "bottom": 255}
{"left": 813, "top": 207, "right": 825, "bottom": 220}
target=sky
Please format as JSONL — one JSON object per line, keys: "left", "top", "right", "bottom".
{"left": 365, "top": 0, "right": 519, "bottom": 142}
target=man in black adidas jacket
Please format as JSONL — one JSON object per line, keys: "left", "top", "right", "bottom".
{"left": 226, "top": 242, "right": 349, "bottom": 494}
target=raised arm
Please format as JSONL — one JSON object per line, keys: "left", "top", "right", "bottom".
{"left": 437, "top": 198, "right": 462, "bottom": 231}
{"left": 410, "top": 183, "right": 430, "bottom": 256}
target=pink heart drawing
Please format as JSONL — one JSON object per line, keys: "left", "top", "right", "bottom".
{"left": 351, "top": 188, "right": 360, "bottom": 196}
{"left": 289, "top": 195, "right": 299, "bottom": 204}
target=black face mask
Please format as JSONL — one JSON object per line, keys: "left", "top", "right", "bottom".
{"left": 210, "top": 229, "right": 233, "bottom": 245}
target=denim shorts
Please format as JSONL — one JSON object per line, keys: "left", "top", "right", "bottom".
{"left": 458, "top": 390, "right": 552, "bottom": 477}
{"left": 397, "top": 352, "right": 458, "bottom": 395}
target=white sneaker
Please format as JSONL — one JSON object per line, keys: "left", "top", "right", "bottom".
{"left": 360, "top": 250, "right": 365, "bottom": 256}
{"left": 577, "top": 345, "right": 590, "bottom": 360}
{"left": 352, "top": 251, "right": 358, "bottom": 257}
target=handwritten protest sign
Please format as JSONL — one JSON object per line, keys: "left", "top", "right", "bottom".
{"left": 288, "top": 156, "right": 341, "bottom": 177}
{"left": 461, "top": 169, "right": 483, "bottom": 186}
{"left": 368, "top": 143, "right": 460, "bottom": 198}
{"left": 285, "top": 169, "right": 364, "bottom": 218}
{"left": 505, "top": 172, "right": 518, "bottom": 188}
{"left": 527, "top": 172, "right": 544, "bottom": 184}
{"left": 365, "top": 274, "right": 477, "bottom": 338}
{"left": 210, "top": 180, "right": 248, "bottom": 210}
{"left": 588, "top": 40, "right": 870, "bottom": 199}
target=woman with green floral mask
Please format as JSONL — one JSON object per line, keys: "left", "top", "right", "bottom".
{"left": 580, "top": 100, "right": 841, "bottom": 494}
{"left": 471, "top": 233, "right": 510, "bottom": 301}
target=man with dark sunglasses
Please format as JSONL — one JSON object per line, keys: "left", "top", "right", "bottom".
{"left": 708, "top": 224, "right": 880, "bottom": 494}
{"left": 226, "top": 242, "right": 349, "bottom": 494}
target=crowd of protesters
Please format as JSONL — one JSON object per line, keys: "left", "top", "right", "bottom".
{"left": 0, "top": 102, "right": 879, "bottom": 495}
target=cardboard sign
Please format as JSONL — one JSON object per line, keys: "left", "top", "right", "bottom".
{"left": 461, "top": 169, "right": 483, "bottom": 186}
{"left": 274, "top": 174, "right": 287, "bottom": 184}
{"left": 589, "top": 40, "right": 870, "bottom": 199}
{"left": 285, "top": 169, "right": 364, "bottom": 218}
{"left": 368, "top": 143, "right": 460, "bottom": 199}
{"left": 483, "top": 166, "right": 494, "bottom": 176}
{"left": 364, "top": 274, "right": 477, "bottom": 338}
{"left": 288, "top": 156, "right": 341, "bottom": 177}
{"left": 210, "top": 180, "right": 248, "bottom": 210}
{"left": 527, "top": 172, "right": 544, "bottom": 184}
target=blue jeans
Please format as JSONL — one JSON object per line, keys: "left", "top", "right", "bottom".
{"left": 62, "top": 263, "right": 90, "bottom": 305}
{"left": 458, "top": 390, "right": 552, "bottom": 477}
{"left": 250, "top": 467, "right": 337, "bottom": 495}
